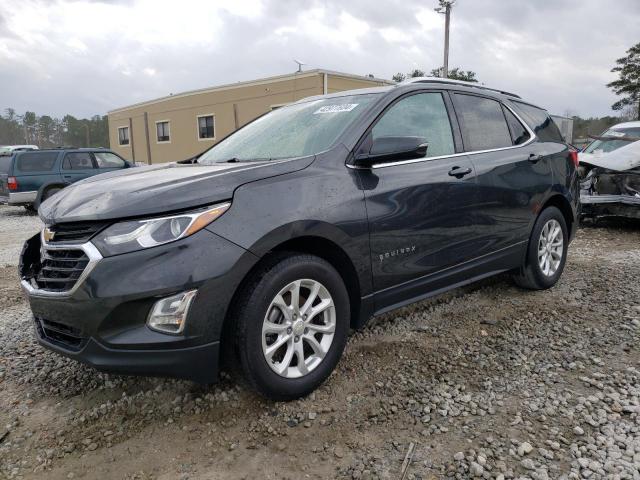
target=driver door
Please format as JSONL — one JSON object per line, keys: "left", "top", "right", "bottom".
{"left": 356, "top": 91, "right": 482, "bottom": 310}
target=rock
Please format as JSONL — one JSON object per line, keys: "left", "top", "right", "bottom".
{"left": 518, "top": 442, "right": 533, "bottom": 456}
{"left": 521, "top": 458, "right": 535, "bottom": 470}
{"left": 453, "top": 451, "right": 465, "bottom": 461}
{"left": 573, "top": 426, "right": 585, "bottom": 436}
{"left": 469, "top": 461, "right": 484, "bottom": 477}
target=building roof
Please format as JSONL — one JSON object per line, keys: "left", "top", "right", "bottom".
{"left": 108, "top": 69, "right": 394, "bottom": 115}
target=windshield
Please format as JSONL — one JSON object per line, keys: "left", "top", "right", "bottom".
{"left": 584, "top": 127, "right": 640, "bottom": 154}
{"left": 198, "top": 94, "right": 379, "bottom": 164}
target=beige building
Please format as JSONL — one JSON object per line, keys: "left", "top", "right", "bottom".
{"left": 107, "top": 69, "right": 393, "bottom": 164}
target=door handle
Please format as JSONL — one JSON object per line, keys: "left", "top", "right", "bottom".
{"left": 528, "top": 153, "right": 543, "bottom": 163}
{"left": 448, "top": 166, "right": 473, "bottom": 178}
{"left": 63, "top": 175, "right": 73, "bottom": 179}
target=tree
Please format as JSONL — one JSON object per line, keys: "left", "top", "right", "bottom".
{"left": 408, "top": 69, "right": 426, "bottom": 78}
{"left": 38, "top": 115, "right": 56, "bottom": 147}
{"left": 393, "top": 67, "right": 478, "bottom": 83}
{"left": 22, "top": 111, "right": 37, "bottom": 144}
{"left": 607, "top": 42, "right": 640, "bottom": 120}
{"left": 430, "top": 67, "right": 478, "bottom": 82}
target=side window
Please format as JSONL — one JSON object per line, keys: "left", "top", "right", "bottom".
{"left": 94, "top": 152, "right": 126, "bottom": 168}
{"left": 371, "top": 92, "right": 455, "bottom": 157}
{"left": 510, "top": 101, "right": 564, "bottom": 142}
{"left": 63, "top": 152, "right": 95, "bottom": 170}
{"left": 118, "top": 126, "right": 130, "bottom": 146}
{"left": 503, "top": 107, "right": 531, "bottom": 145}
{"left": 198, "top": 115, "right": 215, "bottom": 139}
{"left": 16, "top": 152, "right": 58, "bottom": 172}
{"left": 452, "top": 94, "right": 512, "bottom": 151}
{"left": 156, "top": 121, "right": 170, "bottom": 143}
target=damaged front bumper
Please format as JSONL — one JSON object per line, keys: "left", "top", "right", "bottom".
{"left": 580, "top": 193, "right": 640, "bottom": 220}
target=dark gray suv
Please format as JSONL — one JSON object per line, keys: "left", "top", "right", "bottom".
{"left": 19, "top": 78, "right": 579, "bottom": 400}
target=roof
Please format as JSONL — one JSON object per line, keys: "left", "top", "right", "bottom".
{"left": 108, "top": 69, "right": 394, "bottom": 115}
{"left": 400, "top": 76, "right": 522, "bottom": 98}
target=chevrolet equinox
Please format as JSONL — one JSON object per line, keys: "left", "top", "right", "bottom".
{"left": 20, "top": 78, "right": 579, "bottom": 400}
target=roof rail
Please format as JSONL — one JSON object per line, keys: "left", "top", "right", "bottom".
{"left": 400, "top": 76, "right": 522, "bottom": 99}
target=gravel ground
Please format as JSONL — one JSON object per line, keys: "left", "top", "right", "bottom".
{"left": 0, "top": 207, "right": 41, "bottom": 267}
{"left": 0, "top": 204, "right": 639, "bottom": 480}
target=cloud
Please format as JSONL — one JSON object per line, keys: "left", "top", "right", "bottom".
{"left": 0, "top": 0, "right": 637, "bottom": 118}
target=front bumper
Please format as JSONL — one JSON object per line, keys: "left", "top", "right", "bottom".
{"left": 1, "top": 190, "right": 38, "bottom": 205}
{"left": 20, "top": 229, "right": 258, "bottom": 383}
{"left": 580, "top": 193, "right": 640, "bottom": 219}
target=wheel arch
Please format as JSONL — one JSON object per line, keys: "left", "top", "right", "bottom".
{"left": 223, "top": 234, "right": 364, "bottom": 336}
{"left": 34, "top": 182, "right": 67, "bottom": 209}
{"left": 269, "top": 236, "right": 362, "bottom": 329}
{"left": 540, "top": 194, "right": 575, "bottom": 241}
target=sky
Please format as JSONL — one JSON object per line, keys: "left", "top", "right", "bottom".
{"left": 0, "top": 0, "right": 638, "bottom": 119}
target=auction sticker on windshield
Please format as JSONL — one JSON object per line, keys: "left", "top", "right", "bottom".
{"left": 314, "top": 104, "right": 359, "bottom": 114}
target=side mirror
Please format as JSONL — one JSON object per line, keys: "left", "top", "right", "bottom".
{"left": 355, "top": 136, "right": 428, "bottom": 167}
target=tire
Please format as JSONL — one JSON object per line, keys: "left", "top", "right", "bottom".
{"left": 230, "top": 252, "right": 350, "bottom": 401}
{"left": 23, "top": 205, "right": 37, "bottom": 214}
{"left": 513, "top": 206, "right": 568, "bottom": 290}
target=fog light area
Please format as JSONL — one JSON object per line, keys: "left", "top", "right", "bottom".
{"left": 146, "top": 290, "right": 197, "bottom": 334}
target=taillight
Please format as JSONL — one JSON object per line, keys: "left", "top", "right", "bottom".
{"left": 7, "top": 176, "right": 18, "bottom": 191}
{"left": 568, "top": 151, "right": 579, "bottom": 168}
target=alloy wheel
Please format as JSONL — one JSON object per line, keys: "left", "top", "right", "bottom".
{"left": 537, "top": 219, "right": 563, "bottom": 277}
{"left": 261, "top": 279, "right": 336, "bottom": 378}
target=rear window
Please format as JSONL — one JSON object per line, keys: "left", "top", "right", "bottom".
{"left": 503, "top": 107, "right": 531, "bottom": 145}
{"left": 452, "top": 94, "right": 512, "bottom": 151}
{"left": 63, "top": 152, "right": 94, "bottom": 170}
{"left": 511, "top": 101, "right": 564, "bottom": 143}
{"left": 16, "top": 152, "right": 58, "bottom": 172}
{"left": 0, "top": 156, "right": 12, "bottom": 173}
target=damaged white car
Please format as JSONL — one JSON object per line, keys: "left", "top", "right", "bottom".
{"left": 579, "top": 121, "right": 640, "bottom": 220}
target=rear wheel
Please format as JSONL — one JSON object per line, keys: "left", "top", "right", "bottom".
{"left": 513, "top": 206, "right": 568, "bottom": 290}
{"left": 230, "top": 253, "right": 350, "bottom": 401}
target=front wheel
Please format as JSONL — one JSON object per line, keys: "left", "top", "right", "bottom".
{"left": 513, "top": 206, "right": 568, "bottom": 290}
{"left": 230, "top": 253, "right": 350, "bottom": 401}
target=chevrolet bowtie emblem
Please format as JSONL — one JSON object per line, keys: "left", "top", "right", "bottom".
{"left": 43, "top": 227, "right": 55, "bottom": 242}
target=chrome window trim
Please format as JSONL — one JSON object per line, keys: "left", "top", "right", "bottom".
{"left": 20, "top": 230, "right": 103, "bottom": 298}
{"left": 347, "top": 101, "right": 537, "bottom": 170}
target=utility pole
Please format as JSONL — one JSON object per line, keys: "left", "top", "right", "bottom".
{"left": 435, "top": 0, "right": 456, "bottom": 78}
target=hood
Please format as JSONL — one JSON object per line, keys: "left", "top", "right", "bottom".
{"left": 40, "top": 157, "right": 314, "bottom": 224}
{"left": 579, "top": 139, "right": 640, "bottom": 172}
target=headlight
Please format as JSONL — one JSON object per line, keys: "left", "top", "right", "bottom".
{"left": 92, "top": 202, "right": 230, "bottom": 256}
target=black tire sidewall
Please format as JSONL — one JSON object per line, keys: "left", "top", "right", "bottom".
{"left": 238, "top": 255, "right": 350, "bottom": 400}
{"left": 527, "top": 207, "right": 568, "bottom": 288}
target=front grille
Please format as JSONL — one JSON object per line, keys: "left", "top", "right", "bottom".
{"left": 35, "top": 317, "right": 85, "bottom": 351}
{"left": 47, "top": 221, "right": 107, "bottom": 243}
{"left": 35, "top": 247, "right": 89, "bottom": 292}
